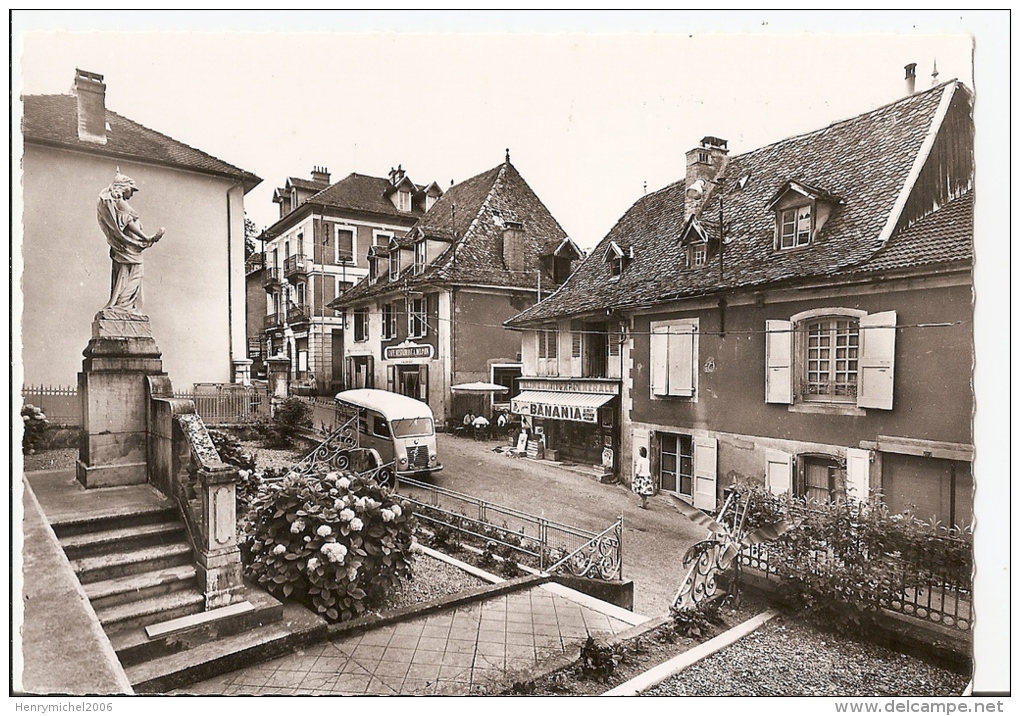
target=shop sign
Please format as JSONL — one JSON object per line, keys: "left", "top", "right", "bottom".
{"left": 384, "top": 342, "right": 433, "bottom": 360}
{"left": 518, "top": 379, "right": 618, "bottom": 394}
{"left": 511, "top": 399, "right": 598, "bottom": 424}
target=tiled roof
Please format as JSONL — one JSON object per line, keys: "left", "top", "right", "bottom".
{"left": 333, "top": 161, "right": 569, "bottom": 306}
{"left": 307, "top": 173, "right": 428, "bottom": 220}
{"left": 846, "top": 191, "right": 972, "bottom": 274}
{"left": 509, "top": 81, "right": 971, "bottom": 326}
{"left": 289, "top": 177, "right": 329, "bottom": 192}
{"left": 22, "top": 94, "right": 261, "bottom": 191}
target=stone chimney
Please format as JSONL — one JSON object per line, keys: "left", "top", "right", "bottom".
{"left": 74, "top": 69, "right": 107, "bottom": 145}
{"left": 905, "top": 63, "right": 917, "bottom": 96}
{"left": 684, "top": 136, "right": 728, "bottom": 217}
{"left": 311, "top": 166, "right": 330, "bottom": 184}
{"left": 502, "top": 220, "right": 526, "bottom": 272}
{"left": 389, "top": 164, "right": 406, "bottom": 185}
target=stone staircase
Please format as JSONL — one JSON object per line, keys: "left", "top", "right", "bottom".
{"left": 48, "top": 494, "right": 325, "bottom": 692}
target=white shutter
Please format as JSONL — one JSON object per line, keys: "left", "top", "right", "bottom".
{"left": 765, "top": 320, "right": 794, "bottom": 404}
{"left": 668, "top": 324, "right": 696, "bottom": 397}
{"left": 650, "top": 325, "right": 669, "bottom": 396}
{"left": 692, "top": 436, "right": 718, "bottom": 510}
{"left": 857, "top": 311, "right": 897, "bottom": 410}
{"left": 765, "top": 450, "right": 793, "bottom": 495}
{"left": 387, "top": 365, "right": 396, "bottom": 393}
{"left": 845, "top": 447, "right": 871, "bottom": 502}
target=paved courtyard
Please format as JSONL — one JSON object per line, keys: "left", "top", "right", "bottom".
{"left": 177, "top": 582, "right": 641, "bottom": 695}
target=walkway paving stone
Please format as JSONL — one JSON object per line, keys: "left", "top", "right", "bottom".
{"left": 178, "top": 583, "right": 639, "bottom": 695}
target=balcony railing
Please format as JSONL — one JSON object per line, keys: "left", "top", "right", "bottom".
{"left": 284, "top": 254, "right": 310, "bottom": 280}
{"left": 263, "top": 267, "right": 282, "bottom": 291}
{"left": 264, "top": 312, "right": 281, "bottom": 329}
{"left": 287, "top": 304, "right": 310, "bottom": 325}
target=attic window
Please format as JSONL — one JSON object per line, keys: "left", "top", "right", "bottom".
{"left": 610, "top": 255, "right": 625, "bottom": 278}
{"left": 779, "top": 205, "right": 813, "bottom": 249}
{"left": 397, "top": 190, "right": 411, "bottom": 212}
{"left": 691, "top": 243, "right": 708, "bottom": 266}
{"left": 603, "top": 241, "right": 631, "bottom": 280}
{"left": 426, "top": 194, "right": 438, "bottom": 211}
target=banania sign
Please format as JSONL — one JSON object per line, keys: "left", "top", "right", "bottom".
{"left": 511, "top": 399, "right": 598, "bottom": 424}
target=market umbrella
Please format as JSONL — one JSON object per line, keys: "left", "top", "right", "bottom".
{"left": 450, "top": 382, "right": 510, "bottom": 421}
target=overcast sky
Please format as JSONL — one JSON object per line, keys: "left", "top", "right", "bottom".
{"left": 12, "top": 10, "right": 1002, "bottom": 251}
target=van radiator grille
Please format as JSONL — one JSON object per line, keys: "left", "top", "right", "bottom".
{"left": 405, "top": 445, "right": 430, "bottom": 470}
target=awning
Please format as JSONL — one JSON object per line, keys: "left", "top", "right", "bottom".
{"left": 511, "top": 390, "right": 615, "bottom": 424}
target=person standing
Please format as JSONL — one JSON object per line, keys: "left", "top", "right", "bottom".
{"left": 632, "top": 446, "right": 653, "bottom": 509}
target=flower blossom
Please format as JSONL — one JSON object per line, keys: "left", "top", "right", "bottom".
{"left": 337, "top": 476, "right": 351, "bottom": 490}
{"left": 390, "top": 504, "right": 402, "bottom": 518}
{"left": 340, "top": 508, "right": 356, "bottom": 522}
{"left": 347, "top": 564, "right": 359, "bottom": 581}
{"left": 321, "top": 542, "right": 348, "bottom": 564}
{"left": 291, "top": 519, "right": 306, "bottom": 534}
{"left": 307, "top": 557, "right": 320, "bottom": 572}
{"left": 317, "top": 525, "right": 333, "bottom": 537}
{"left": 272, "top": 544, "right": 287, "bottom": 555}
{"left": 349, "top": 517, "right": 364, "bottom": 532}
{"left": 380, "top": 508, "right": 394, "bottom": 523}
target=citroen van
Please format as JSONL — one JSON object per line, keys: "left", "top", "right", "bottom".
{"left": 334, "top": 389, "right": 443, "bottom": 478}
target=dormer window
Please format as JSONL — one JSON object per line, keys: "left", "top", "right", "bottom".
{"left": 389, "top": 250, "right": 400, "bottom": 280}
{"left": 691, "top": 243, "right": 708, "bottom": 266}
{"left": 779, "top": 205, "right": 812, "bottom": 249}
{"left": 603, "top": 240, "right": 632, "bottom": 281}
{"left": 397, "top": 190, "right": 411, "bottom": 212}
{"left": 768, "top": 180, "right": 841, "bottom": 252}
{"left": 426, "top": 194, "right": 438, "bottom": 211}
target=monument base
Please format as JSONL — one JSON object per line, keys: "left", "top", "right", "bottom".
{"left": 77, "top": 317, "right": 165, "bottom": 489}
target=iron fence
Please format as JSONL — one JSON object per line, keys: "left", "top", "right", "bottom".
{"left": 734, "top": 500, "right": 973, "bottom": 632}
{"left": 396, "top": 476, "right": 623, "bottom": 581}
{"left": 173, "top": 384, "right": 271, "bottom": 425}
{"left": 21, "top": 385, "right": 80, "bottom": 426}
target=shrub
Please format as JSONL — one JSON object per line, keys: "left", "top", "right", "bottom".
{"left": 253, "top": 397, "right": 312, "bottom": 449}
{"left": 671, "top": 600, "right": 725, "bottom": 639}
{"left": 242, "top": 468, "right": 416, "bottom": 622}
{"left": 578, "top": 635, "right": 618, "bottom": 682}
{"left": 21, "top": 404, "right": 49, "bottom": 454}
{"left": 208, "top": 429, "right": 257, "bottom": 472}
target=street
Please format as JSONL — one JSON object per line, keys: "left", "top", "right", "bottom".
{"left": 416, "top": 432, "right": 709, "bottom": 618}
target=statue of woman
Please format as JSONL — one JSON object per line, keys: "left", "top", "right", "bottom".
{"left": 96, "top": 171, "right": 165, "bottom": 319}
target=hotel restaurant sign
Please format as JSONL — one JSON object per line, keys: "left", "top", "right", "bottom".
{"left": 384, "top": 341, "right": 434, "bottom": 360}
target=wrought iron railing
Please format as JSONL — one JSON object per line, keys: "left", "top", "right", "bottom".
{"left": 396, "top": 476, "right": 623, "bottom": 580}
{"left": 173, "top": 384, "right": 271, "bottom": 426}
{"left": 284, "top": 254, "right": 310, "bottom": 278}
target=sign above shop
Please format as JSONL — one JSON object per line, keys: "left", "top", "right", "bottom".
{"left": 384, "top": 341, "right": 433, "bottom": 360}
{"left": 517, "top": 378, "right": 619, "bottom": 394}
{"left": 512, "top": 398, "right": 597, "bottom": 424}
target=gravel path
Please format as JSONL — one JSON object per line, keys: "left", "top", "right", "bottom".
{"left": 375, "top": 552, "right": 487, "bottom": 613}
{"left": 644, "top": 616, "right": 969, "bottom": 697}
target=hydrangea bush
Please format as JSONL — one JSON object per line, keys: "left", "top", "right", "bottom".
{"left": 21, "top": 404, "right": 49, "bottom": 454}
{"left": 242, "top": 469, "right": 416, "bottom": 621}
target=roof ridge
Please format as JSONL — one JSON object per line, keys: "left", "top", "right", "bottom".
{"left": 729, "top": 80, "right": 961, "bottom": 164}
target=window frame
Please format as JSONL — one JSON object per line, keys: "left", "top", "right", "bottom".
{"left": 413, "top": 240, "right": 427, "bottom": 276}
{"left": 800, "top": 315, "right": 860, "bottom": 404}
{"left": 389, "top": 251, "right": 400, "bottom": 281}
{"left": 407, "top": 296, "right": 427, "bottom": 338}
{"left": 649, "top": 318, "right": 699, "bottom": 400}
{"left": 382, "top": 303, "right": 397, "bottom": 340}
{"left": 659, "top": 432, "right": 694, "bottom": 497}
{"left": 334, "top": 225, "right": 356, "bottom": 264}
{"left": 353, "top": 308, "right": 369, "bottom": 343}
{"left": 777, "top": 203, "right": 813, "bottom": 250}
{"left": 537, "top": 327, "right": 559, "bottom": 360}
{"left": 691, "top": 243, "right": 707, "bottom": 267}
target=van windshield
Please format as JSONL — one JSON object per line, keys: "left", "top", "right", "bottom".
{"left": 390, "top": 417, "right": 434, "bottom": 438}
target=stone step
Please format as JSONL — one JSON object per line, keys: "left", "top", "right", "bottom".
{"left": 52, "top": 504, "right": 180, "bottom": 539}
{"left": 85, "top": 564, "right": 199, "bottom": 611}
{"left": 95, "top": 589, "right": 205, "bottom": 634}
{"left": 60, "top": 520, "right": 188, "bottom": 561}
{"left": 73, "top": 542, "right": 194, "bottom": 585}
{"left": 128, "top": 602, "right": 329, "bottom": 693}
{"left": 110, "top": 587, "right": 287, "bottom": 668}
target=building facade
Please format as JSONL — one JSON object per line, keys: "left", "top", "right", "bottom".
{"left": 20, "top": 69, "right": 261, "bottom": 390}
{"left": 509, "top": 78, "right": 974, "bottom": 529}
{"left": 253, "top": 166, "right": 441, "bottom": 392}
{"left": 331, "top": 155, "right": 582, "bottom": 425}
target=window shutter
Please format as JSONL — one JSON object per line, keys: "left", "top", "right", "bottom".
{"left": 765, "top": 320, "right": 794, "bottom": 404}
{"left": 387, "top": 365, "right": 395, "bottom": 393}
{"left": 571, "top": 321, "right": 582, "bottom": 358}
{"left": 765, "top": 450, "right": 793, "bottom": 495}
{"left": 692, "top": 436, "right": 718, "bottom": 510}
{"left": 418, "top": 365, "right": 429, "bottom": 402}
{"left": 650, "top": 325, "right": 669, "bottom": 396}
{"left": 668, "top": 324, "right": 696, "bottom": 397}
{"left": 366, "top": 356, "right": 375, "bottom": 389}
{"left": 345, "top": 356, "right": 353, "bottom": 388}
{"left": 844, "top": 447, "right": 871, "bottom": 502}
{"left": 857, "top": 310, "right": 896, "bottom": 410}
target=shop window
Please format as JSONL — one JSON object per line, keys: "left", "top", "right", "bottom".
{"left": 659, "top": 433, "right": 694, "bottom": 497}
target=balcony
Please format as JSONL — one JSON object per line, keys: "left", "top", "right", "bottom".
{"left": 287, "top": 304, "right": 311, "bottom": 325}
{"left": 263, "top": 267, "right": 282, "bottom": 292}
{"left": 264, "top": 312, "right": 282, "bottom": 329}
{"left": 284, "top": 254, "right": 310, "bottom": 281}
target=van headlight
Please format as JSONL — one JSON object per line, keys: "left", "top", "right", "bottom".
{"left": 429, "top": 453, "right": 437, "bottom": 464}
{"left": 399, "top": 457, "right": 408, "bottom": 465}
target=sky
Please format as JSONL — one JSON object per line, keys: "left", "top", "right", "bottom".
{"left": 11, "top": 10, "right": 1000, "bottom": 251}
{"left": 10, "top": 10, "right": 1013, "bottom": 697}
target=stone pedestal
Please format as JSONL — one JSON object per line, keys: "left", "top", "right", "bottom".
{"left": 196, "top": 465, "right": 244, "bottom": 608}
{"left": 76, "top": 315, "right": 165, "bottom": 488}
{"left": 232, "top": 358, "right": 252, "bottom": 386}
